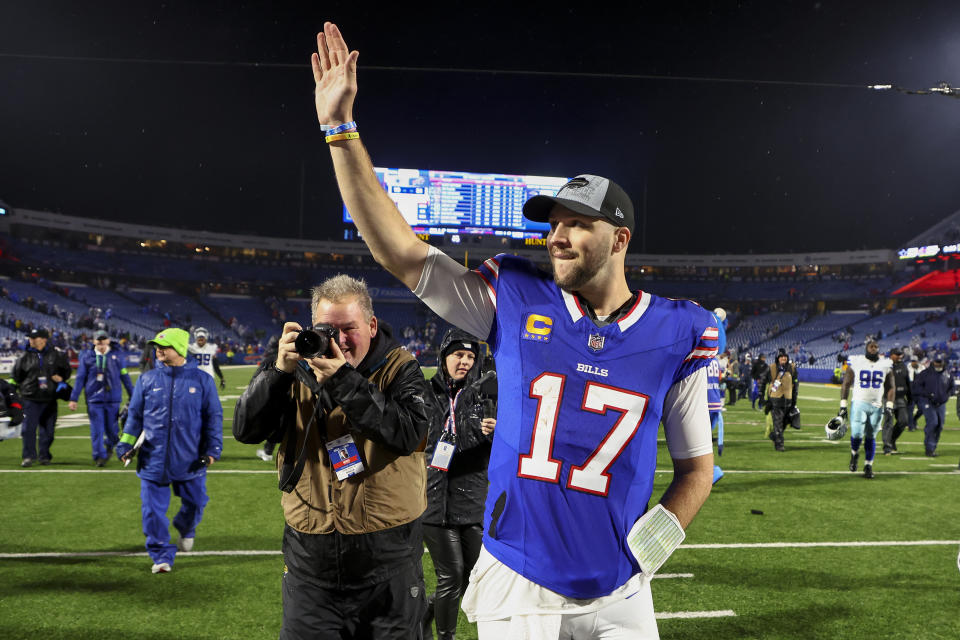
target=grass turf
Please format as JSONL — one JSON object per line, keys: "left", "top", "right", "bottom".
{"left": 1, "top": 370, "right": 958, "bottom": 639}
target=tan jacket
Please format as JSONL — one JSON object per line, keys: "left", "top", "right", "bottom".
{"left": 769, "top": 370, "right": 793, "bottom": 401}
{"left": 279, "top": 347, "right": 427, "bottom": 535}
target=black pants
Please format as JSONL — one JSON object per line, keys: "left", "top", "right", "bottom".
{"left": 882, "top": 406, "right": 909, "bottom": 452}
{"left": 280, "top": 558, "right": 425, "bottom": 640}
{"left": 422, "top": 524, "right": 483, "bottom": 640}
{"left": 21, "top": 399, "right": 57, "bottom": 461}
{"left": 769, "top": 398, "right": 787, "bottom": 449}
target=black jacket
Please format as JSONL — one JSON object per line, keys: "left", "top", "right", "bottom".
{"left": 0, "top": 379, "right": 24, "bottom": 426}
{"left": 891, "top": 360, "right": 912, "bottom": 408}
{"left": 12, "top": 346, "right": 72, "bottom": 403}
{"left": 752, "top": 359, "right": 770, "bottom": 383}
{"left": 424, "top": 329, "right": 494, "bottom": 527}
{"left": 232, "top": 322, "right": 433, "bottom": 589}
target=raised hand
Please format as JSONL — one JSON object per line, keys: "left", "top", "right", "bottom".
{"left": 311, "top": 22, "right": 359, "bottom": 128}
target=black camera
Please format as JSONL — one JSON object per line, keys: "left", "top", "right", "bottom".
{"left": 294, "top": 324, "right": 341, "bottom": 359}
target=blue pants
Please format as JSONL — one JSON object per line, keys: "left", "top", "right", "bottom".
{"left": 21, "top": 400, "right": 57, "bottom": 461}
{"left": 140, "top": 475, "right": 209, "bottom": 565}
{"left": 87, "top": 402, "right": 120, "bottom": 460}
{"left": 917, "top": 399, "right": 946, "bottom": 455}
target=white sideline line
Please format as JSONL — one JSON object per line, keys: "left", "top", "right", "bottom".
{"left": 681, "top": 540, "right": 960, "bottom": 550}
{"left": 653, "top": 573, "right": 694, "bottom": 579}
{"left": 657, "top": 610, "right": 737, "bottom": 620}
{"left": 2, "top": 468, "right": 956, "bottom": 476}
{"left": 5, "top": 541, "right": 958, "bottom": 561}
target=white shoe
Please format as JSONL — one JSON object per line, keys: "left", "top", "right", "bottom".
{"left": 255, "top": 449, "right": 273, "bottom": 462}
{"left": 177, "top": 535, "right": 194, "bottom": 552}
{"left": 151, "top": 562, "right": 172, "bottom": 574}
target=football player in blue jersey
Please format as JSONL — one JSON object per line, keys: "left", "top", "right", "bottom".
{"left": 312, "top": 22, "right": 715, "bottom": 639}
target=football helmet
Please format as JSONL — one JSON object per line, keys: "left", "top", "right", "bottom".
{"left": 825, "top": 415, "right": 848, "bottom": 441}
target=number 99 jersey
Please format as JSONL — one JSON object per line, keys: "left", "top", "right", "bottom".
{"left": 848, "top": 354, "right": 892, "bottom": 407}
{"left": 473, "top": 255, "right": 717, "bottom": 599}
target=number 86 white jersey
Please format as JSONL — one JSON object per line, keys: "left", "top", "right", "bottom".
{"left": 848, "top": 354, "right": 892, "bottom": 407}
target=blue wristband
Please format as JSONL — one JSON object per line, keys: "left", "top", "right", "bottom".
{"left": 325, "top": 121, "right": 357, "bottom": 135}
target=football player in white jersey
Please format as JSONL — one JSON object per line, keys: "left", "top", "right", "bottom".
{"left": 837, "top": 340, "right": 894, "bottom": 478}
{"left": 188, "top": 328, "right": 225, "bottom": 390}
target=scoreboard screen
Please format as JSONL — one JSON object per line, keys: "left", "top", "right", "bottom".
{"left": 343, "top": 168, "right": 568, "bottom": 239}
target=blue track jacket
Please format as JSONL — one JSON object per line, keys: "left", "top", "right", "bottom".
{"left": 122, "top": 359, "right": 223, "bottom": 482}
{"left": 70, "top": 345, "right": 135, "bottom": 404}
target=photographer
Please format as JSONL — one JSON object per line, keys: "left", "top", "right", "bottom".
{"left": 422, "top": 330, "right": 496, "bottom": 640}
{"left": 233, "top": 275, "right": 433, "bottom": 640}
{"left": 12, "top": 327, "right": 71, "bottom": 467}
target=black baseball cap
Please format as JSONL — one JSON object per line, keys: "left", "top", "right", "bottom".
{"left": 523, "top": 174, "right": 635, "bottom": 233}
{"left": 94, "top": 329, "right": 109, "bottom": 340}
{"left": 889, "top": 347, "right": 903, "bottom": 355}
{"left": 28, "top": 328, "right": 49, "bottom": 339}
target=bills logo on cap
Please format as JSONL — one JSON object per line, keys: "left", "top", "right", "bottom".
{"left": 588, "top": 333, "right": 605, "bottom": 352}
{"left": 557, "top": 175, "right": 609, "bottom": 211}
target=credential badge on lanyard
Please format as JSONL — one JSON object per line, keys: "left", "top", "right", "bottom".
{"left": 325, "top": 434, "right": 365, "bottom": 480}
{"left": 430, "top": 389, "right": 462, "bottom": 471}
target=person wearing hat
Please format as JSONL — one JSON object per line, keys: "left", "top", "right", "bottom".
{"left": 11, "top": 328, "right": 72, "bottom": 467}
{"left": 115, "top": 328, "right": 223, "bottom": 573}
{"left": 912, "top": 353, "right": 954, "bottom": 458}
{"left": 188, "top": 327, "right": 225, "bottom": 390}
{"left": 838, "top": 340, "right": 895, "bottom": 478}
{"left": 881, "top": 347, "right": 912, "bottom": 455}
{"left": 68, "top": 330, "right": 135, "bottom": 466}
{"left": 422, "top": 329, "right": 496, "bottom": 640}
{"left": 312, "top": 22, "right": 716, "bottom": 637}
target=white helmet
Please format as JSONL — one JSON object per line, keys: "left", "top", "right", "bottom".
{"left": 194, "top": 327, "right": 209, "bottom": 340}
{"left": 825, "top": 416, "right": 848, "bottom": 441}
{"left": 713, "top": 307, "right": 727, "bottom": 323}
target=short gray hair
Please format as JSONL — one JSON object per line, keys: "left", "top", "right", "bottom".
{"left": 311, "top": 274, "right": 375, "bottom": 321}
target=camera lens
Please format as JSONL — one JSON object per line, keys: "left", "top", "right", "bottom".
{"left": 294, "top": 329, "right": 329, "bottom": 360}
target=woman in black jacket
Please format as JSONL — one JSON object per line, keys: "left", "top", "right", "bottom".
{"left": 422, "top": 329, "right": 496, "bottom": 640}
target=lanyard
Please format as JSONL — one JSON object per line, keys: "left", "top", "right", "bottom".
{"left": 444, "top": 388, "right": 464, "bottom": 436}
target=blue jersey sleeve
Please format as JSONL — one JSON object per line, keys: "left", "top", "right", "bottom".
{"left": 673, "top": 303, "right": 720, "bottom": 385}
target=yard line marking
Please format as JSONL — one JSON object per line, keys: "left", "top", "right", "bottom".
{"left": 653, "top": 573, "right": 694, "bottom": 579}
{"left": 0, "top": 469, "right": 276, "bottom": 474}
{"left": 930, "top": 464, "right": 960, "bottom": 468}
{"left": 681, "top": 540, "right": 960, "bottom": 549}
{"left": 653, "top": 469, "right": 960, "bottom": 475}
{"left": 0, "top": 550, "right": 281, "bottom": 559}
{"left": 656, "top": 610, "right": 737, "bottom": 619}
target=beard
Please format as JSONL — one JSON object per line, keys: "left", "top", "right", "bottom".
{"left": 551, "top": 249, "right": 608, "bottom": 292}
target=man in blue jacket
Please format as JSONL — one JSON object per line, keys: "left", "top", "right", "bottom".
{"left": 912, "top": 354, "right": 954, "bottom": 457}
{"left": 116, "top": 328, "right": 223, "bottom": 574}
{"left": 68, "top": 329, "right": 135, "bottom": 466}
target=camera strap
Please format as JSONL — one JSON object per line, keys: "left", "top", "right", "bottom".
{"left": 278, "top": 364, "right": 331, "bottom": 493}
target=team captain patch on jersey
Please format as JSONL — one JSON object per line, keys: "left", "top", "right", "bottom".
{"left": 472, "top": 254, "right": 717, "bottom": 599}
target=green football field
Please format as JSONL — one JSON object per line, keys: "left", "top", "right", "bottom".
{"left": 1, "top": 367, "right": 958, "bottom": 640}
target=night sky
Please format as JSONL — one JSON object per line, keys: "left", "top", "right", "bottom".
{"left": 2, "top": 1, "right": 959, "bottom": 254}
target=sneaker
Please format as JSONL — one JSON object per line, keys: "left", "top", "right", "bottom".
{"left": 151, "top": 562, "right": 172, "bottom": 574}
{"left": 20, "top": 458, "right": 34, "bottom": 468}
{"left": 95, "top": 458, "right": 107, "bottom": 468}
{"left": 39, "top": 458, "right": 51, "bottom": 466}
{"left": 712, "top": 465, "right": 724, "bottom": 485}
{"left": 255, "top": 449, "right": 273, "bottom": 462}
{"left": 177, "top": 535, "right": 194, "bottom": 552}
{"left": 849, "top": 452, "right": 859, "bottom": 472}
{"left": 863, "top": 463, "right": 874, "bottom": 479}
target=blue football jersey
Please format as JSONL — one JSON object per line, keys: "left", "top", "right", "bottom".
{"left": 473, "top": 254, "right": 718, "bottom": 599}
{"left": 707, "top": 358, "right": 725, "bottom": 412}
